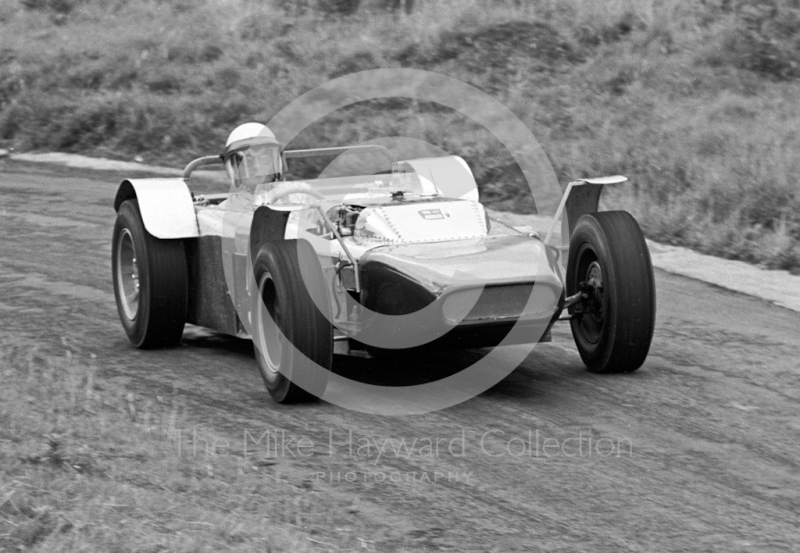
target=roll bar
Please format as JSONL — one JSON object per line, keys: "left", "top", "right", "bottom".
{"left": 183, "top": 155, "right": 224, "bottom": 179}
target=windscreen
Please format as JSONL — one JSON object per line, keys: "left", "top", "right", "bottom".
{"left": 254, "top": 170, "right": 440, "bottom": 207}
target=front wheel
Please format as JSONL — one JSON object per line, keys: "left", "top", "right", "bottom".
{"left": 252, "top": 240, "right": 332, "bottom": 403}
{"left": 566, "top": 211, "right": 656, "bottom": 373}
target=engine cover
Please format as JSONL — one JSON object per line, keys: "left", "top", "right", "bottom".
{"left": 354, "top": 200, "right": 488, "bottom": 245}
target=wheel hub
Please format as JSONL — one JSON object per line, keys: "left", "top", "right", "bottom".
{"left": 256, "top": 274, "right": 283, "bottom": 378}
{"left": 586, "top": 261, "right": 603, "bottom": 296}
{"left": 116, "top": 228, "right": 140, "bottom": 320}
{"left": 574, "top": 260, "right": 604, "bottom": 343}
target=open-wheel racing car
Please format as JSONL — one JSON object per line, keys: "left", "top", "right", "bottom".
{"left": 112, "top": 123, "right": 656, "bottom": 404}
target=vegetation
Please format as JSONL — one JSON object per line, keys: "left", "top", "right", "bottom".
{"left": 0, "top": 343, "right": 374, "bottom": 551}
{"left": 1, "top": 0, "right": 799, "bottom": 271}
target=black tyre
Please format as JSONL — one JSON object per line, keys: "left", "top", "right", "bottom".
{"left": 566, "top": 211, "right": 655, "bottom": 373}
{"left": 112, "top": 199, "right": 188, "bottom": 348}
{"left": 252, "top": 240, "right": 332, "bottom": 403}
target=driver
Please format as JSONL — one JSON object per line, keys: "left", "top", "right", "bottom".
{"left": 223, "top": 123, "right": 283, "bottom": 191}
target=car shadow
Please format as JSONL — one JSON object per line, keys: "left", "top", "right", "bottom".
{"left": 181, "top": 325, "right": 255, "bottom": 357}
{"left": 180, "top": 326, "right": 563, "bottom": 393}
{"left": 332, "top": 348, "right": 492, "bottom": 387}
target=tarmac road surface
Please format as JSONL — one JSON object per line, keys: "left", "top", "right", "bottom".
{"left": 1, "top": 160, "right": 799, "bottom": 552}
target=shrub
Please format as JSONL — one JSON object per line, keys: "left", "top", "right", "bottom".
{"left": 705, "top": 0, "right": 800, "bottom": 80}
{"left": 328, "top": 51, "right": 379, "bottom": 78}
{"left": 20, "top": 0, "right": 80, "bottom": 14}
{"left": 316, "top": 0, "right": 361, "bottom": 15}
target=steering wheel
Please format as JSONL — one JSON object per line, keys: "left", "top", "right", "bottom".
{"left": 264, "top": 182, "right": 325, "bottom": 204}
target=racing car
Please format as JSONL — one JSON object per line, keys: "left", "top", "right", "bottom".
{"left": 112, "top": 123, "right": 656, "bottom": 403}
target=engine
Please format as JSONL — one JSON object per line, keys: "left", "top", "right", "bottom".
{"left": 327, "top": 199, "right": 489, "bottom": 245}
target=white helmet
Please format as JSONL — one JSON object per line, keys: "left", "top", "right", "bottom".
{"left": 224, "top": 123, "right": 282, "bottom": 185}
{"left": 224, "top": 122, "right": 279, "bottom": 155}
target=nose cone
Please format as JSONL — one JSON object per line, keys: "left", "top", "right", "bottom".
{"left": 349, "top": 234, "right": 563, "bottom": 350}
{"left": 361, "top": 234, "right": 557, "bottom": 289}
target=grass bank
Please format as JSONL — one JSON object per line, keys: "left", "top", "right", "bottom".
{"left": 0, "top": 0, "right": 799, "bottom": 271}
{"left": 0, "top": 336, "right": 402, "bottom": 551}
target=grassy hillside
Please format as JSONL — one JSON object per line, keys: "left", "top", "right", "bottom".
{"left": 0, "top": 345, "right": 329, "bottom": 551}
{"left": 1, "top": 0, "right": 799, "bottom": 271}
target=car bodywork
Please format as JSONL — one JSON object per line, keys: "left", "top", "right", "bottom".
{"left": 113, "top": 145, "right": 623, "bottom": 356}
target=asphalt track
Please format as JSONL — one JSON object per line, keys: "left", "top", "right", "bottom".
{"left": 1, "top": 160, "right": 799, "bottom": 551}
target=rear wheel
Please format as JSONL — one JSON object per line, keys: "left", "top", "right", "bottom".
{"left": 252, "top": 240, "right": 332, "bottom": 403}
{"left": 112, "top": 199, "right": 188, "bottom": 348}
{"left": 566, "top": 211, "right": 655, "bottom": 373}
